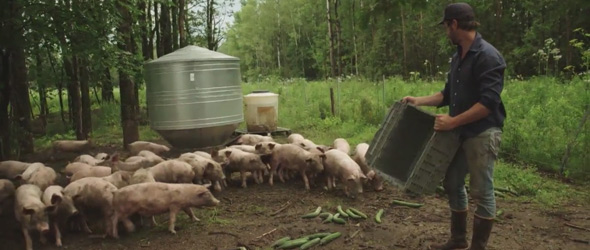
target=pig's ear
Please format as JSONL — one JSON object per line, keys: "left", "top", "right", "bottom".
{"left": 320, "top": 154, "right": 327, "bottom": 160}
{"left": 205, "top": 162, "right": 215, "bottom": 171}
{"left": 22, "top": 207, "right": 35, "bottom": 215}
{"left": 51, "top": 194, "right": 62, "bottom": 205}
{"left": 13, "top": 175, "right": 23, "bottom": 181}
{"left": 211, "top": 150, "right": 219, "bottom": 157}
{"left": 255, "top": 144, "right": 262, "bottom": 150}
{"left": 305, "top": 158, "right": 313, "bottom": 164}
{"left": 316, "top": 147, "right": 325, "bottom": 153}
{"left": 269, "top": 143, "right": 276, "bottom": 150}
{"left": 111, "top": 153, "right": 119, "bottom": 162}
{"left": 299, "top": 143, "right": 306, "bottom": 148}
{"left": 201, "top": 183, "right": 212, "bottom": 189}
{"left": 224, "top": 150, "right": 232, "bottom": 157}
{"left": 347, "top": 175, "right": 355, "bottom": 182}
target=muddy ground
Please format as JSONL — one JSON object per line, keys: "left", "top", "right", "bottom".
{"left": 1, "top": 144, "right": 589, "bottom": 250}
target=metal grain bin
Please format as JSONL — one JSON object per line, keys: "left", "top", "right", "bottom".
{"left": 144, "top": 46, "right": 243, "bottom": 148}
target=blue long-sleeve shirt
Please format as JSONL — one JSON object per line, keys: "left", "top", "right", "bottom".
{"left": 438, "top": 32, "right": 507, "bottom": 139}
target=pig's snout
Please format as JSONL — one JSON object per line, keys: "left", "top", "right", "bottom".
{"left": 211, "top": 197, "right": 220, "bottom": 206}
{"left": 38, "top": 222, "right": 50, "bottom": 234}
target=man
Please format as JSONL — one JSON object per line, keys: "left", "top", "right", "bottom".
{"left": 402, "top": 3, "right": 506, "bottom": 250}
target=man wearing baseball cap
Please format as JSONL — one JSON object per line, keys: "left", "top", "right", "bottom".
{"left": 402, "top": 3, "right": 506, "bottom": 250}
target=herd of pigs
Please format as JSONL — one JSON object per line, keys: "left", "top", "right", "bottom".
{"left": 0, "top": 133, "right": 383, "bottom": 250}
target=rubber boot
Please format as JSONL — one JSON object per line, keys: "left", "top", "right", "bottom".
{"left": 429, "top": 211, "right": 469, "bottom": 250}
{"left": 468, "top": 216, "right": 493, "bottom": 250}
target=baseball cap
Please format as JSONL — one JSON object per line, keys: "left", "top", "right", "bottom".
{"left": 438, "top": 3, "right": 475, "bottom": 25}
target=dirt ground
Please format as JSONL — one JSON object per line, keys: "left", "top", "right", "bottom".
{"left": 1, "top": 144, "right": 589, "bottom": 250}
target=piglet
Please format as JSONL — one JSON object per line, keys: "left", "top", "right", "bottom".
{"left": 212, "top": 148, "right": 267, "bottom": 188}
{"left": 148, "top": 160, "right": 195, "bottom": 184}
{"left": 101, "top": 171, "right": 133, "bottom": 188}
{"left": 333, "top": 138, "right": 351, "bottom": 155}
{"left": 63, "top": 162, "right": 93, "bottom": 177}
{"left": 16, "top": 163, "right": 57, "bottom": 191}
{"left": 74, "top": 154, "right": 107, "bottom": 166}
{"left": 352, "top": 143, "right": 383, "bottom": 191}
{"left": 52, "top": 140, "right": 91, "bottom": 153}
{"left": 104, "top": 154, "right": 152, "bottom": 172}
{"left": 232, "top": 134, "right": 274, "bottom": 146}
{"left": 178, "top": 153, "right": 225, "bottom": 191}
{"left": 323, "top": 149, "right": 367, "bottom": 198}
{"left": 138, "top": 150, "right": 165, "bottom": 165}
{"left": 130, "top": 168, "right": 156, "bottom": 184}
{"left": 42, "top": 185, "right": 78, "bottom": 247}
{"left": 112, "top": 182, "right": 219, "bottom": 237}
{"left": 287, "top": 133, "right": 305, "bottom": 144}
{"left": 0, "top": 160, "right": 31, "bottom": 179}
{"left": 70, "top": 166, "right": 112, "bottom": 182}
{"left": 15, "top": 184, "right": 56, "bottom": 250}
{"left": 127, "top": 141, "right": 170, "bottom": 155}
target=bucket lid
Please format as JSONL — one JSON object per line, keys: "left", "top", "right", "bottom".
{"left": 252, "top": 90, "right": 270, "bottom": 94}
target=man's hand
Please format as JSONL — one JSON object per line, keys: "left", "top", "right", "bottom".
{"left": 434, "top": 114, "right": 457, "bottom": 131}
{"left": 402, "top": 96, "right": 419, "bottom": 105}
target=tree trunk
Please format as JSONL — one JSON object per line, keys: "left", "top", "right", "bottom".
{"left": 147, "top": 0, "right": 154, "bottom": 59}
{"left": 334, "top": 0, "right": 342, "bottom": 76}
{"left": 7, "top": 0, "right": 33, "bottom": 154}
{"left": 400, "top": 4, "right": 407, "bottom": 76}
{"left": 0, "top": 50, "right": 11, "bottom": 160}
{"left": 102, "top": 68, "right": 115, "bottom": 102}
{"left": 155, "top": 2, "right": 163, "bottom": 57}
{"left": 79, "top": 58, "right": 91, "bottom": 139}
{"left": 160, "top": 2, "right": 173, "bottom": 54}
{"left": 326, "top": 0, "right": 336, "bottom": 77}
{"left": 206, "top": 0, "right": 216, "bottom": 50}
{"left": 172, "top": 0, "right": 179, "bottom": 50}
{"left": 117, "top": 0, "right": 140, "bottom": 147}
{"left": 58, "top": 69, "right": 66, "bottom": 126}
{"left": 139, "top": 0, "right": 150, "bottom": 61}
{"left": 65, "top": 56, "right": 84, "bottom": 139}
{"left": 36, "top": 52, "right": 48, "bottom": 131}
{"left": 352, "top": 0, "right": 359, "bottom": 76}
{"left": 276, "top": 0, "right": 281, "bottom": 71}
{"left": 178, "top": 0, "right": 186, "bottom": 47}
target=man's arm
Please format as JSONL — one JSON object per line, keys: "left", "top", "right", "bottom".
{"left": 413, "top": 92, "right": 445, "bottom": 107}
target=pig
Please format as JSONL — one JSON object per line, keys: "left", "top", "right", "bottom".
{"left": 127, "top": 141, "right": 170, "bottom": 155}
{"left": 0, "top": 160, "right": 31, "bottom": 179}
{"left": 148, "top": 160, "right": 195, "bottom": 184}
{"left": 233, "top": 134, "right": 274, "bottom": 146}
{"left": 101, "top": 171, "right": 133, "bottom": 188}
{"left": 193, "top": 151, "right": 213, "bottom": 160}
{"left": 63, "top": 162, "right": 93, "bottom": 177}
{"left": 130, "top": 168, "right": 156, "bottom": 184}
{"left": 287, "top": 133, "right": 305, "bottom": 144}
{"left": 15, "top": 163, "right": 57, "bottom": 191}
{"left": 95, "top": 153, "right": 109, "bottom": 161}
{"left": 138, "top": 150, "right": 165, "bottom": 165}
{"left": 322, "top": 149, "right": 367, "bottom": 198}
{"left": 70, "top": 166, "right": 112, "bottom": 182}
{"left": 0, "top": 179, "right": 15, "bottom": 214}
{"left": 228, "top": 145, "right": 257, "bottom": 154}
{"left": 352, "top": 143, "right": 383, "bottom": 191}
{"left": 74, "top": 154, "right": 106, "bottom": 166}
{"left": 42, "top": 186, "right": 78, "bottom": 247}
{"left": 111, "top": 182, "right": 220, "bottom": 237}
{"left": 103, "top": 154, "right": 152, "bottom": 172}
{"left": 255, "top": 143, "right": 325, "bottom": 190}
{"left": 14, "top": 184, "right": 57, "bottom": 250}
{"left": 52, "top": 140, "right": 91, "bottom": 153}
{"left": 178, "top": 153, "right": 225, "bottom": 190}
{"left": 63, "top": 177, "right": 118, "bottom": 237}
{"left": 333, "top": 138, "right": 351, "bottom": 155}
{"left": 212, "top": 148, "right": 267, "bottom": 188}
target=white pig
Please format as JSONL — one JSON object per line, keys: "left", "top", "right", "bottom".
{"left": 228, "top": 145, "right": 257, "bottom": 154}
{"left": 69, "top": 166, "right": 112, "bottom": 182}
{"left": 15, "top": 184, "right": 57, "bottom": 250}
{"left": 212, "top": 148, "right": 267, "bottom": 188}
{"left": 16, "top": 163, "right": 57, "bottom": 191}
{"left": 52, "top": 140, "right": 91, "bottom": 153}
{"left": 233, "top": 134, "right": 274, "bottom": 146}
{"left": 74, "top": 154, "right": 106, "bottom": 166}
{"left": 333, "top": 138, "right": 351, "bottom": 155}
{"left": 287, "top": 133, "right": 305, "bottom": 144}
{"left": 42, "top": 185, "right": 78, "bottom": 247}
{"left": 130, "top": 168, "right": 156, "bottom": 184}
{"left": 103, "top": 154, "right": 152, "bottom": 172}
{"left": 127, "top": 141, "right": 170, "bottom": 155}
{"left": 193, "top": 151, "right": 213, "bottom": 160}
{"left": 138, "top": 150, "right": 165, "bottom": 165}
{"left": 95, "top": 153, "right": 109, "bottom": 161}
{"left": 101, "top": 171, "right": 133, "bottom": 188}
{"left": 178, "top": 153, "right": 225, "bottom": 188}
{"left": 255, "top": 143, "right": 325, "bottom": 189}
{"left": 63, "top": 162, "right": 93, "bottom": 177}
{"left": 63, "top": 177, "right": 117, "bottom": 237}
{"left": 111, "top": 182, "right": 220, "bottom": 237}
{"left": 352, "top": 143, "right": 383, "bottom": 191}
{"left": 0, "top": 160, "right": 31, "bottom": 179}
{"left": 323, "top": 149, "right": 367, "bottom": 198}
{"left": 0, "top": 179, "right": 15, "bottom": 214}
{"left": 148, "top": 160, "right": 195, "bottom": 184}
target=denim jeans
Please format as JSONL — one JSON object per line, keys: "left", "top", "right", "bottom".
{"left": 443, "top": 127, "right": 503, "bottom": 219}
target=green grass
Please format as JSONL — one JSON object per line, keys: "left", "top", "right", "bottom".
{"left": 30, "top": 77, "right": 590, "bottom": 207}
